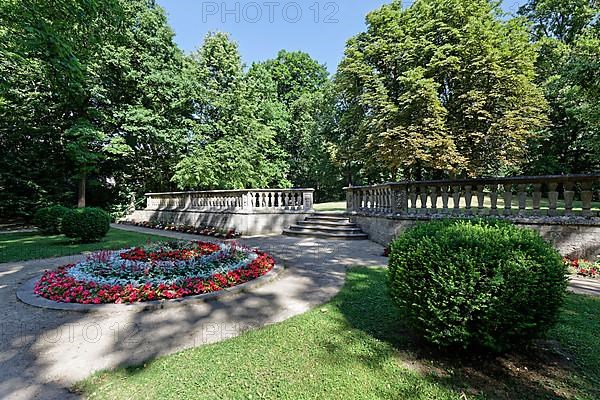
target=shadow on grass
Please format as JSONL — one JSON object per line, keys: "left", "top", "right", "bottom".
{"left": 334, "top": 268, "right": 598, "bottom": 400}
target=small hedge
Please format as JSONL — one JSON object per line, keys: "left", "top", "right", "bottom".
{"left": 62, "top": 207, "right": 111, "bottom": 242}
{"left": 33, "top": 205, "right": 71, "bottom": 235}
{"left": 388, "top": 219, "right": 567, "bottom": 352}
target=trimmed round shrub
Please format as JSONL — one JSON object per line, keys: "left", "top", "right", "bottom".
{"left": 33, "top": 205, "right": 71, "bottom": 235}
{"left": 388, "top": 219, "right": 567, "bottom": 352}
{"left": 62, "top": 207, "right": 111, "bottom": 242}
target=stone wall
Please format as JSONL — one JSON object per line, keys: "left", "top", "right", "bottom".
{"left": 126, "top": 209, "right": 312, "bottom": 236}
{"left": 351, "top": 214, "right": 600, "bottom": 258}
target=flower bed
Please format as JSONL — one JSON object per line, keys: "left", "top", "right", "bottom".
{"left": 34, "top": 241, "right": 275, "bottom": 304}
{"left": 564, "top": 257, "right": 599, "bottom": 279}
{"left": 119, "top": 220, "right": 241, "bottom": 239}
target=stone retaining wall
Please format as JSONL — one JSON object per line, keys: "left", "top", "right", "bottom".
{"left": 351, "top": 214, "right": 600, "bottom": 258}
{"left": 126, "top": 209, "right": 312, "bottom": 236}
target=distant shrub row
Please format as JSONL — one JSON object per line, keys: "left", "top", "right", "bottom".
{"left": 33, "top": 206, "right": 111, "bottom": 242}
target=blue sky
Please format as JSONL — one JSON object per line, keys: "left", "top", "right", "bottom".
{"left": 157, "top": 0, "right": 526, "bottom": 73}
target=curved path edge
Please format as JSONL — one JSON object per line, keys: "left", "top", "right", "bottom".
{"left": 16, "top": 264, "right": 285, "bottom": 313}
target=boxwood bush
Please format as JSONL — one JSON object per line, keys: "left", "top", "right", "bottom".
{"left": 33, "top": 205, "right": 71, "bottom": 235}
{"left": 62, "top": 207, "right": 111, "bottom": 242}
{"left": 388, "top": 219, "right": 567, "bottom": 352}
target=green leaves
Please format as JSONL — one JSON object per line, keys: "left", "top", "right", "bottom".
{"left": 388, "top": 219, "right": 568, "bottom": 351}
{"left": 521, "top": 0, "right": 600, "bottom": 174}
{"left": 335, "top": 0, "right": 547, "bottom": 179}
{"left": 173, "top": 33, "right": 291, "bottom": 190}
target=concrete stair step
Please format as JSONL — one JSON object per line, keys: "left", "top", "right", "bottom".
{"left": 305, "top": 216, "right": 350, "bottom": 222}
{"left": 288, "top": 225, "right": 363, "bottom": 234}
{"left": 282, "top": 229, "right": 368, "bottom": 240}
{"left": 297, "top": 220, "right": 357, "bottom": 228}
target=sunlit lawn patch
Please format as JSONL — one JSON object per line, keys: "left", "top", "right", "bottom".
{"left": 76, "top": 267, "right": 600, "bottom": 399}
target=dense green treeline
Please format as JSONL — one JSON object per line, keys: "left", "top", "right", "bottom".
{"left": 0, "top": 0, "right": 598, "bottom": 218}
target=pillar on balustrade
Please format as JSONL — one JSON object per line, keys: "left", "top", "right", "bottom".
{"left": 346, "top": 189, "right": 354, "bottom": 212}
{"left": 303, "top": 190, "right": 314, "bottom": 211}
{"left": 393, "top": 184, "right": 408, "bottom": 214}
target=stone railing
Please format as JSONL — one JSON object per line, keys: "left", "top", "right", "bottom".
{"left": 145, "top": 189, "right": 315, "bottom": 213}
{"left": 345, "top": 174, "right": 600, "bottom": 218}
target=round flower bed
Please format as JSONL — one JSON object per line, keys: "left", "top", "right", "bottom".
{"left": 34, "top": 241, "right": 275, "bottom": 304}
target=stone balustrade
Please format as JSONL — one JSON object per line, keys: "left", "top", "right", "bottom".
{"left": 145, "top": 189, "right": 315, "bottom": 213}
{"left": 345, "top": 174, "right": 600, "bottom": 218}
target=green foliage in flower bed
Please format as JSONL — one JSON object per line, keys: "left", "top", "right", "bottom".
{"left": 62, "top": 207, "right": 111, "bottom": 242}
{"left": 33, "top": 205, "right": 71, "bottom": 235}
{"left": 75, "top": 268, "right": 600, "bottom": 400}
{"left": 388, "top": 219, "right": 568, "bottom": 352}
{"left": 121, "top": 219, "right": 241, "bottom": 239}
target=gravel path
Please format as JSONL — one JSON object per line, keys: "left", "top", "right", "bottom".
{"left": 0, "top": 226, "right": 386, "bottom": 399}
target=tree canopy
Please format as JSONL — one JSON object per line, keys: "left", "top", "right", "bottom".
{"left": 1, "top": 0, "right": 598, "bottom": 217}
{"left": 334, "top": 0, "right": 548, "bottom": 181}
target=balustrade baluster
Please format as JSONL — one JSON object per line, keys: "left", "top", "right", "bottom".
{"left": 441, "top": 185, "right": 450, "bottom": 214}
{"left": 503, "top": 183, "right": 513, "bottom": 216}
{"left": 452, "top": 185, "right": 461, "bottom": 215}
{"left": 517, "top": 184, "right": 527, "bottom": 216}
{"left": 489, "top": 184, "right": 499, "bottom": 215}
{"left": 419, "top": 186, "right": 429, "bottom": 214}
{"left": 409, "top": 185, "right": 418, "bottom": 213}
{"left": 429, "top": 186, "right": 438, "bottom": 214}
{"left": 532, "top": 184, "right": 542, "bottom": 216}
{"left": 476, "top": 185, "right": 485, "bottom": 215}
{"left": 581, "top": 181, "right": 594, "bottom": 217}
{"left": 547, "top": 182, "right": 559, "bottom": 217}
{"left": 464, "top": 185, "right": 473, "bottom": 215}
{"left": 563, "top": 182, "right": 575, "bottom": 216}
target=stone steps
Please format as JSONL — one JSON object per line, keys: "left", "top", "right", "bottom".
{"left": 283, "top": 213, "right": 368, "bottom": 240}
{"left": 296, "top": 220, "right": 357, "bottom": 228}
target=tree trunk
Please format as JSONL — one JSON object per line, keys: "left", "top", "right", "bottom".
{"left": 78, "top": 171, "right": 86, "bottom": 208}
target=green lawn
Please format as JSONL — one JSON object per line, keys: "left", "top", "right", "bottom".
{"left": 0, "top": 228, "right": 172, "bottom": 263}
{"left": 313, "top": 201, "right": 346, "bottom": 212}
{"left": 76, "top": 268, "right": 600, "bottom": 400}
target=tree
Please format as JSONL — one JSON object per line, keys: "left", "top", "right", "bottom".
{"left": 0, "top": 0, "right": 192, "bottom": 215}
{"left": 334, "top": 0, "right": 548, "bottom": 180}
{"left": 253, "top": 51, "right": 340, "bottom": 200}
{"left": 0, "top": 0, "right": 122, "bottom": 213}
{"left": 173, "top": 33, "right": 290, "bottom": 190}
{"left": 519, "top": 0, "right": 599, "bottom": 174}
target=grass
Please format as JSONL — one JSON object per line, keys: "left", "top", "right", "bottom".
{"left": 313, "top": 201, "right": 346, "bottom": 212}
{"left": 76, "top": 267, "right": 600, "bottom": 400}
{"left": 0, "top": 228, "right": 172, "bottom": 263}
